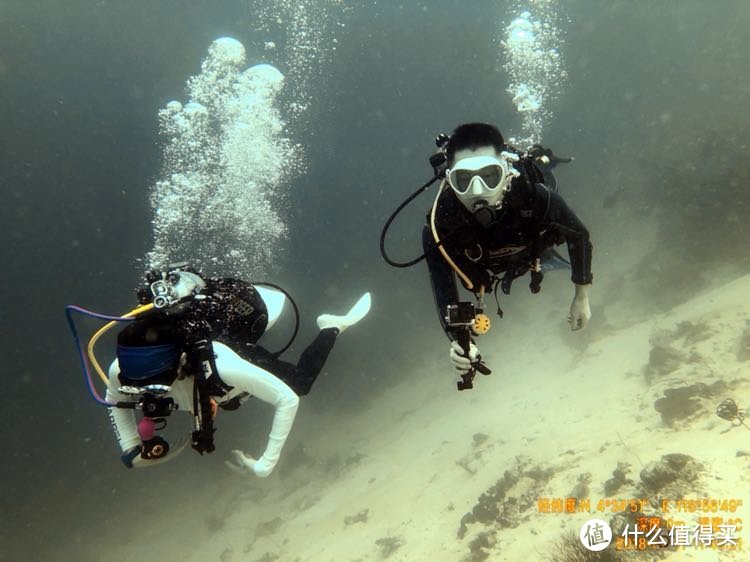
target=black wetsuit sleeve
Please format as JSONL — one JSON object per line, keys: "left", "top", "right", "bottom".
{"left": 422, "top": 225, "right": 459, "bottom": 339}
{"left": 544, "top": 190, "right": 593, "bottom": 285}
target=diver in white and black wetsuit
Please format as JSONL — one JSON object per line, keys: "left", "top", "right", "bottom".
{"left": 106, "top": 265, "right": 371, "bottom": 477}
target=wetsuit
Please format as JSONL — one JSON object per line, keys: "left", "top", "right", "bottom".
{"left": 180, "top": 278, "right": 337, "bottom": 396}
{"left": 423, "top": 156, "right": 593, "bottom": 337}
{"left": 106, "top": 277, "right": 337, "bottom": 476}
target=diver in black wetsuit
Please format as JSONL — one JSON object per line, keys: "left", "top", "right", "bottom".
{"left": 421, "top": 123, "right": 593, "bottom": 384}
{"left": 128, "top": 272, "right": 370, "bottom": 397}
{"left": 145, "top": 274, "right": 352, "bottom": 397}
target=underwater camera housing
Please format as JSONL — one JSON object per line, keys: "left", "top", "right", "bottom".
{"left": 445, "top": 302, "right": 492, "bottom": 391}
{"left": 117, "top": 385, "right": 177, "bottom": 462}
{"left": 445, "top": 302, "right": 477, "bottom": 329}
{"left": 119, "top": 384, "right": 178, "bottom": 418}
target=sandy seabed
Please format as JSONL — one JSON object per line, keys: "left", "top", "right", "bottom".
{"left": 93, "top": 273, "right": 750, "bottom": 562}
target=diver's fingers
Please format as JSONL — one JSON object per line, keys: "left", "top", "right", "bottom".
{"left": 225, "top": 449, "right": 258, "bottom": 475}
{"left": 568, "top": 315, "right": 582, "bottom": 331}
{"left": 225, "top": 459, "right": 245, "bottom": 474}
{"left": 225, "top": 450, "right": 245, "bottom": 473}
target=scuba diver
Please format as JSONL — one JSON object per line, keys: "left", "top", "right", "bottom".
{"left": 380, "top": 122, "right": 592, "bottom": 390}
{"left": 68, "top": 264, "right": 371, "bottom": 477}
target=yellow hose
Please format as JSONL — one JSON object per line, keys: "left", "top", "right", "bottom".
{"left": 430, "top": 180, "right": 485, "bottom": 294}
{"left": 87, "top": 303, "right": 155, "bottom": 385}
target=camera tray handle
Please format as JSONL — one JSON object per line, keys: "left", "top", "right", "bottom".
{"left": 455, "top": 329, "right": 492, "bottom": 391}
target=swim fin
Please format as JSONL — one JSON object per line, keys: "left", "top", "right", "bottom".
{"left": 316, "top": 292, "right": 372, "bottom": 333}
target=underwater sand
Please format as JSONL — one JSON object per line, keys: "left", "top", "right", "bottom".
{"left": 87, "top": 273, "right": 750, "bottom": 562}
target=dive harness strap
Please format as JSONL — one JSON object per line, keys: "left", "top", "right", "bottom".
{"left": 486, "top": 258, "right": 544, "bottom": 318}
{"left": 453, "top": 180, "right": 555, "bottom": 311}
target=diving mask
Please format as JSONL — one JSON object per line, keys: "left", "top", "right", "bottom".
{"left": 447, "top": 155, "right": 508, "bottom": 195}
{"left": 150, "top": 270, "right": 206, "bottom": 309}
{"left": 447, "top": 152, "right": 519, "bottom": 200}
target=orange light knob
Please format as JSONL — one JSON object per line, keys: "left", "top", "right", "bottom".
{"left": 472, "top": 313, "right": 491, "bottom": 335}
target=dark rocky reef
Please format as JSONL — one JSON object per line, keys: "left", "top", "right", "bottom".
{"left": 653, "top": 381, "right": 726, "bottom": 425}
{"left": 603, "top": 462, "right": 634, "bottom": 496}
{"left": 374, "top": 536, "right": 404, "bottom": 558}
{"left": 644, "top": 321, "right": 711, "bottom": 383}
{"left": 344, "top": 509, "right": 369, "bottom": 526}
{"left": 457, "top": 456, "right": 555, "bottom": 541}
{"left": 638, "top": 453, "right": 703, "bottom": 497}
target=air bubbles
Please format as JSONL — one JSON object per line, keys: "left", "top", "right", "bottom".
{"left": 147, "top": 38, "right": 299, "bottom": 278}
{"left": 501, "top": 4, "right": 566, "bottom": 148}
{"left": 508, "top": 16, "right": 535, "bottom": 44}
{"left": 249, "top": 0, "right": 346, "bottom": 125}
{"left": 207, "top": 37, "right": 246, "bottom": 68}
{"left": 512, "top": 84, "right": 541, "bottom": 112}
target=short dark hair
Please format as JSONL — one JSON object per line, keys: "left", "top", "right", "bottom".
{"left": 446, "top": 123, "right": 506, "bottom": 166}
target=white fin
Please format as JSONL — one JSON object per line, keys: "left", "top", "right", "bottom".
{"left": 317, "top": 292, "right": 372, "bottom": 333}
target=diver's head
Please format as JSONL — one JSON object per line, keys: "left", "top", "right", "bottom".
{"left": 445, "top": 122, "right": 506, "bottom": 167}
{"left": 141, "top": 265, "right": 207, "bottom": 310}
{"left": 168, "top": 270, "right": 206, "bottom": 301}
{"left": 445, "top": 123, "right": 516, "bottom": 226}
